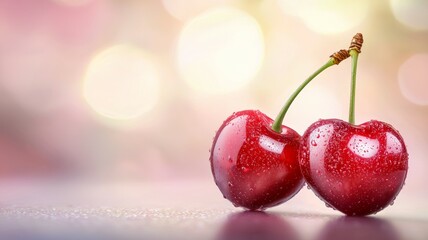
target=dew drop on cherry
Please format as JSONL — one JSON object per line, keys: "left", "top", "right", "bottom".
{"left": 311, "top": 140, "right": 318, "bottom": 146}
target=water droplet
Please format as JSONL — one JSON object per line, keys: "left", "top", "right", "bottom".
{"left": 311, "top": 140, "right": 318, "bottom": 146}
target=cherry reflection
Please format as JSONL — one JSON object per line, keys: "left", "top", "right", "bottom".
{"left": 217, "top": 211, "right": 299, "bottom": 240}
{"left": 317, "top": 216, "right": 400, "bottom": 240}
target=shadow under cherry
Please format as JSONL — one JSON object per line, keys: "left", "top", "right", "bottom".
{"left": 216, "top": 211, "right": 299, "bottom": 240}
{"left": 316, "top": 216, "right": 400, "bottom": 240}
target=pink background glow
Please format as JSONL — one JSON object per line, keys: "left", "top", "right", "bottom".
{"left": 0, "top": 0, "right": 427, "bottom": 218}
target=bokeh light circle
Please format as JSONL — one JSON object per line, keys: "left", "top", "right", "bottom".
{"left": 83, "top": 45, "right": 159, "bottom": 120}
{"left": 277, "top": 0, "right": 369, "bottom": 34}
{"left": 177, "top": 7, "right": 265, "bottom": 94}
{"left": 398, "top": 54, "right": 428, "bottom": 105}
{"left": 390, "top": 0, "right": 428, "bottom": 30}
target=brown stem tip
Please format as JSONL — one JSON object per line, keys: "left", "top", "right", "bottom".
{"left": 349, "top": 33, "right": 363, "bottom": 53}
{"left": 330, "top": 49, "right": 350, "bottom": 65}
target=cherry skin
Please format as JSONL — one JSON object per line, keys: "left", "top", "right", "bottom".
{"left": 299, "top": 119, "right": 408, "bottom": 216}
{"left": 210, "top": 110, "right": 304, "bottom": 210}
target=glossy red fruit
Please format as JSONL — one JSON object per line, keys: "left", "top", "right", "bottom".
{"left": 300, "top": 119, "right": 408, "bottom": 216}
{"left": 210, "top": 110, "right": 304, "bottom": 210}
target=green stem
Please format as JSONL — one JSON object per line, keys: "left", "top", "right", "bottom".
{"left": 348, "top": 49, "right": 359, "bottom": 125}
{"left": 272, "top": 58, "right": 336, "bottom": 133}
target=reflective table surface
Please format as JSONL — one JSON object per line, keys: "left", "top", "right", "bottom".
{"left": 0, "top": 180, "right": 426, "bottom": 240}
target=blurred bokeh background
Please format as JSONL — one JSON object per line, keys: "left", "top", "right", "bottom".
{"left": 0, "top": 0, "right": 427, "bottom": 215}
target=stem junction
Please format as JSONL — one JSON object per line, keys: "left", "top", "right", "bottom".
{"left": 348, "top": 33, "right": 363, "bottom": 125}
{"left": 271, "top": 49, "right": 350, "bottom": 133}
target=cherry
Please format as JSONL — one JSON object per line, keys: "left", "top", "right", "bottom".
{"left": 210, "top": 50, "right": 350, "bottom": 210}
{"left": 210, "top": 110, "right": 303, "bottom": 210}
{"left": 299, "top": 34, "right": 409, "bottom": 215}
{"left": 300, "top": 119, "right": 408, "bottom": 215}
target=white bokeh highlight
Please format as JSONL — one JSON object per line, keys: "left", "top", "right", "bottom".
{"left": 277, "top": 0, "right": 369, "bottom": 34}
{"left": 390, "top": 0, "right": 428, "bottom": 30}
{"left": 398, "top": 54, "right": 428, "bottom": 105}
{"left": 177, "top": 7, "right": 265, "bottom": 94}
{"left": 83, "top": 45, "right": 159, "bottom": 120}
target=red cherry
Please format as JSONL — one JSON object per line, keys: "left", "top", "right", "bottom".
{"left": 299, "top": 119, "right": 408, "bottom": 215}
{"left": 210, "top": 110, "right": 304, "bottom": 210}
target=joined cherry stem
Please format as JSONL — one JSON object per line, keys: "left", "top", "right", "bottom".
{"left": 271, "top": 58, "right": 335, "bottom": 133}
{"left": 348, "top": 49, "right": 359, "bottom": 125}
{"left": 271, "top": 39, "right": 356, "bottom": 133}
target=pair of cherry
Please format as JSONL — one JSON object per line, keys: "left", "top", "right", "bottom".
{"left": 209, "top": 34, "right": 408, "bottom": 216}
